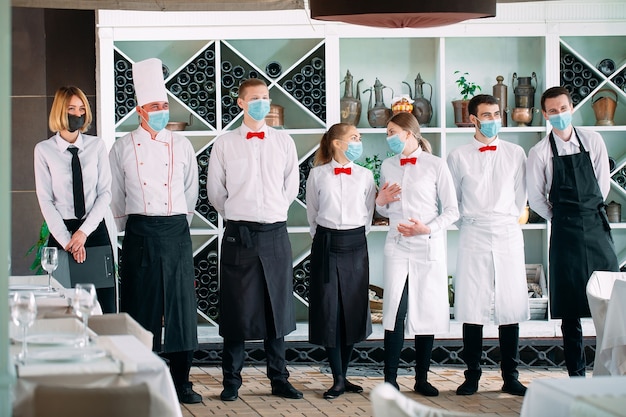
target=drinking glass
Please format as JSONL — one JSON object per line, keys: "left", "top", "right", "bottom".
{"left": 40, "top": 247, "right": 58, "bottom": 292}
{"left": 72, "top": 283, "right": 97, "bottom": 347}
{"left": 10, "top": 291, "right": 37, "bottom": 362}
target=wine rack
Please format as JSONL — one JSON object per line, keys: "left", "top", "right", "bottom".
{"left": 166, "top": 43, "right": 217, "bottom": 128}
{"left": 560, "top": 46, "right": 602, "bottom": 107}
{"left": 114, "top": 51, "right": 136, "bottom": 122}
{"left": 195, "top": 145, "right": 219, "bottom": 227}
{"left": 297, "top": 153, "right": 316, "bottom": 205}
{"left": 292, "top": 255, "right": 311, "bottom": 302}
{"left": 194, "top": 240, "right": 220, "bottom": 322}
{"left": 281, "top": 45, "right": 326, "bottom": 122}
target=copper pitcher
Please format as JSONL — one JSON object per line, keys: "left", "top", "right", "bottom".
{"left": 340, "top": 70, "right": 363, "bottom": 126}
{"left": 364, "top": 78, "right": 393, "bottom": 128}
{"left": 402, "top": 73, "right": 433, "bottom": 126}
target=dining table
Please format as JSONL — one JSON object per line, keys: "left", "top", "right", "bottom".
{"left": 9, "top": 275, "right": 103, "bottom": 317}
{"left": 519, "top": 375, "right": 626, "bottom": 417}
{"left": 9, "top": 318, "right": 183, "bottom": 417}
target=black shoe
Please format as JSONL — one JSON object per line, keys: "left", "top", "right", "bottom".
{"left": 414, "top": 380, "right": 439, "bottom": 397}
{"left": 502, "top": 379, "right": 527, "bottom": 396}
{"left": 344, "top": 380, "right": 364, "bottom": 394}
{"left": 271, "top": 381, "right": 303, "bottom": 399}
{"left": 384, "top": 378, "right": 400, "bottom": 390}
{"left": 323, "top": 387, "right": 345, "bottom": 399}
{"left": 177, "top": 383, "right": 202, "bottom": 404}
{"left": 220, "top": 385, "right": 239, "bottom": 402}
{"left": 456, "top": 378, "right": 479, "bottom": 396}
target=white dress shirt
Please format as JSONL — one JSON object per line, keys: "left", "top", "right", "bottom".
{"left": 376, "top": 147, "right": 459, "bottom": 236}
{"left": 447, "top": 137, "right": 527, "bottom": 225}
{"left": 109, "top": 126, "right": 199, "bottom": 232}
{"left": 206, "top": 125, "right": 299, "bottom": 223}
{"left": 34, "top": 133, "right": 112, "bottom": 248}
{"left": 306, "top": 159, "right": 376, "bottom": 237}
{"left": 527, "top": 128, "right": 610, "bottom": 221}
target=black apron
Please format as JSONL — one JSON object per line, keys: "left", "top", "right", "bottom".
{"left": 218, "top": 220, "right": 296, "bottom": 340}
{"left": 120, "top": 214, "right": 198, "bottom": 353}
{"left": 308, "top": 225, "right": 372, "bottom": 347}
{"left": 548, "top": 130, "right": 619, "bottom": 319}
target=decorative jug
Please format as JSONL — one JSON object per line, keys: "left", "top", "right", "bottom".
{"left": 512, "top": 72, "right": 537, "bottom": 109}
{"left": 340, "top": 70, "right": 363, "bottom": 126}
{"left": 402, "top": 73, "right": 433, "bottom": 126}
{"left": 592, "top": 89, "right": 618, "bottom": 126}
{"left": 492, "top": 75, "right": 508, "bottom": 127}
{"left": 365, "top": 78, "right": 393, "bottom": 128}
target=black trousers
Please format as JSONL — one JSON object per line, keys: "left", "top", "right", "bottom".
{"left": 561, "top": 318, "right": 586, "bottom": 376}
{"left": 222, "top": 337, "right": 289, "bottom": 388}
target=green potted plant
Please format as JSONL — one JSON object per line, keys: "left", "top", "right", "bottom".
{"left": 452, "top": 71, "right": 482, "bottom": 127}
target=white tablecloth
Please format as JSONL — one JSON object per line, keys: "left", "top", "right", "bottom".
{"left": 9, "top": 275, "right": 103, "bottom": 318}
{"left": 599, "top": 279, "right": 626, "bottom": 376}
{"left": 520, "top": 376, "right": 626, "bottom": 417}
{"left": 11, "top": 334, "right": 182, "bottom": 417}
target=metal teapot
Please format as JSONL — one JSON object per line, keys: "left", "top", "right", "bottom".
{"left": 340, "top": 70, "right": 363, "bottom": 126}
{"left": 403, "top": 73, "right": 433, "bottom": 126}
{"left": 364, "top": 78, "right": 393, "bottom": 128}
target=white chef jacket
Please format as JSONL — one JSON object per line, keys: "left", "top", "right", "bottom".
{"left": 447, "top": 137, "right": 530, "bottom": 325}
{"left": 34, "top": 133, "right": 112, "bottom": 248}
{"left": 376, "top": 148, "right": 459, "bottom": 335}
{"left": 206, "top": 125, "right": 299, "bottom": 223}
{"left": 527, "top": 128, "right": 611, "bottom": 222}
{"left": 109, "top": 126, "right": 199, "bottom": 232}
{"left": 306, "top": 160, "right": 376, "bottom": 237}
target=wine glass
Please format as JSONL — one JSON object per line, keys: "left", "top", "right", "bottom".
{"left": 40, "top": 247, "right": 58, "bottom": 292}
{"left": 72, "top": 283, "right": 97, "bottom": 347}
{"left": 10, "top": 291, "right": 38, "bottom": 362}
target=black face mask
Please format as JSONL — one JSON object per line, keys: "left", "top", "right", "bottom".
{"left": 67, "top": 114, "right": 85, "bottom": 132}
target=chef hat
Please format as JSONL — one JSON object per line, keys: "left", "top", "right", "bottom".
{"left": 132, "top": 58, "right": 168, "bottom": 106}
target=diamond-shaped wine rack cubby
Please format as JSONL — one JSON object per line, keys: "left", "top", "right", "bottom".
{"left": 560, "top": 45, "right": 602, "bottom": 107}
{"left": 292, "top": 255, "right": 311, "bottom": 302}
{"left": 281, "top": 45, "right": 326, "bottom": 122}
{"left": 114, "top": 51, "right": 136, "bottom": 123}
{"left": 166, "top": 43, "right": 218, "bottom": 129}
{"left": 195, "top": 144, "right": 219, "bottom": 227}
{"left": 194, "top": 239, "right": 220, "bottom": 322}
{"left": 297, "top": 153, "right": 316, "bottom": 205}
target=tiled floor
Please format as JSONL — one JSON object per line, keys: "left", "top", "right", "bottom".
{"left": 180, "top": 365, "right": 569, "bottom": 416}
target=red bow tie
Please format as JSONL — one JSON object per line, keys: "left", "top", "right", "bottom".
{"left": 334, "top": 167, "right": 352, "bottom": 175}
{"left": 400, "top": 157, "right": 417, "bottom": 166}
{"left": 479, "top": 145, "right": 497, "bottom": 152}
{"left": 246, "top": 131, "right": 265, "bottom": 139}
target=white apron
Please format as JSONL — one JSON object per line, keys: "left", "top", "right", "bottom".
{"left": 382, "top": 228, "right": 450, "bottom": 336}
{"left": 454, "top": 219, "right": 530, "bottom": 325}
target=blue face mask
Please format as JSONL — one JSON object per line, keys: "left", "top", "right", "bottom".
{"left": 344, "top": 141, "right": 363, "bottom": 161}
{"left": 386, "top": 134, "right": 406, "bottom": 155}
{"left": 247, "top": 99, "right": 271, "bottom": 121}
{"left": 145, "top": 109, "right": 169, "bottom": 132}
{"left": 549, "top": 111, "right": 572, "bottom": 131}
{"left": 478, "top": 118, "right": 501, "bottom": 138}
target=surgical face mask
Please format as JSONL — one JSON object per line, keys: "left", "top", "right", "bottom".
{"left": 386, "top": 134, "right": 406, "bottom": 155}
{"left": 67, "top": 114, "right": 85, "bottom": 132}
{"left": 247, "top": 99, "right": 271, "bottom": 121}
{"left": 549, "top": 111, "right": 572, "bottom": 131}
{"left": 343, "top": 141, "right": 363, "bottom": 161}
{"left": 477, "top": 118, "right": 501, "bottom": 138}
{"left": 145, "top": 109, "right": 169, "bottom": 132}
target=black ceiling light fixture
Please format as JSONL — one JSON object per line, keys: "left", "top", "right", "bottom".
{"left": 309, "top": 0, "right": 497, "bottom": 28}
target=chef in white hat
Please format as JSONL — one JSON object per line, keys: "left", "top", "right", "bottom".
{"left": 109, "top": 57, "right": 201, "bottom": 404}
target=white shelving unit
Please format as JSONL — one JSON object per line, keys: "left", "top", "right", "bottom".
{"left": 97, "top": 2, "right": 626, "bottom": 334}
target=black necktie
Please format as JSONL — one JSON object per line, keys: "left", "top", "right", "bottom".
{"left": 68, "top": 147, "right": 85, "bottom": 219}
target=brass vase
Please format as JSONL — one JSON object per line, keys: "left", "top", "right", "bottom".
{"left": 365, "top": 78, "right": 393, "bottom": 128}
{"left": 340, "top": 70, "right": 363, "bottom": 126}
{"left": 592, "top": 89, "right": 617, "bottom": 126}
